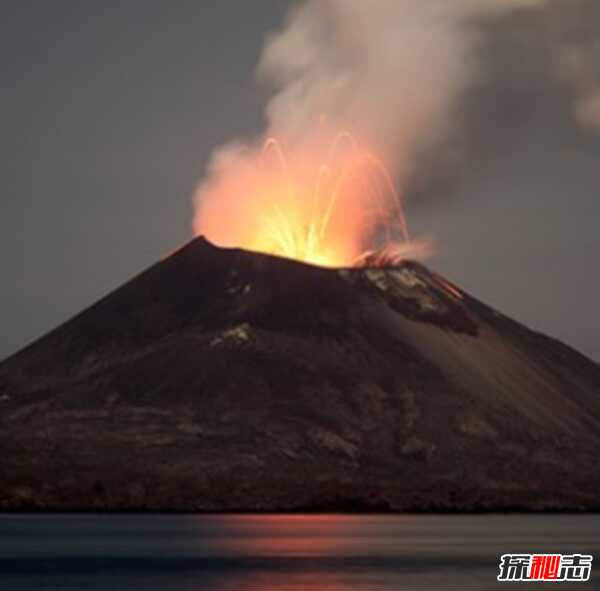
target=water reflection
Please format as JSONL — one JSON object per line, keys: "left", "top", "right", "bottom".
{"left": 1, "top": 514, "right": 599, "bottom": 591}
{"left": 211, "top": 514, "right": 414, "bottom": 557}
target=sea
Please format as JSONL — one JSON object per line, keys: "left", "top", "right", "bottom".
{"left": 0, "top": 514, "right": 598, "bottom": 590}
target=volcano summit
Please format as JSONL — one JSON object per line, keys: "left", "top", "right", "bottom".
{"left": 0, "top": 238, "right": 599, "bottom": 511}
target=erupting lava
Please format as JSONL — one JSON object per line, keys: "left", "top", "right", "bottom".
{"left": 194, "top": 132, "right": 430, "bottom": 267}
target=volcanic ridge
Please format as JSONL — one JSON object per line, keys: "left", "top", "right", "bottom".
{"left": 0, "top": 237, "right": 599, "bottom": 511}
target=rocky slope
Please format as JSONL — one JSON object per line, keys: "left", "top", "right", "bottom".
{"left": 1, "top": 237, "right": 599, "bottom": 511}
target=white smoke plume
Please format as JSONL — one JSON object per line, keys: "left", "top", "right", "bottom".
{"left": 558, "top": 38, "right": 600, "bottom": 134}
{"left": 257, "top": 0, "right": 546, "bottom": 167}
{"left": 192, "top": 0, "right": 549, "bottom": 254}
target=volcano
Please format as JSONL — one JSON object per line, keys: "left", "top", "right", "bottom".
{"left": 1, "top": 237, "right": 599, "bottom": 511}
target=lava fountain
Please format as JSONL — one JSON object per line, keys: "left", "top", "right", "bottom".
{"left": 193, "top": 131, "right": 431, "bottom": 268}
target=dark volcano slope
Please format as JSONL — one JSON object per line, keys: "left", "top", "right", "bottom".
{"left": 1, "top": 237, "right": 599, "bottom": 511}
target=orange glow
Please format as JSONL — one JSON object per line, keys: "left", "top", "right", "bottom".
{"left": 194, "top": 131, "right": 430, "bottom": 267}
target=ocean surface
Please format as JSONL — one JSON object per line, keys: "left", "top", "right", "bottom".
{"left": 0, "top": 514, "right": 598, "bottom": 590}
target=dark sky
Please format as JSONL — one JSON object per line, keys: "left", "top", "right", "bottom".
{"left": 1, "top": 0, "right": 599, "bottom": 361}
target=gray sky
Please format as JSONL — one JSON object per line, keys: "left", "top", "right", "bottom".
{"left": 1, "top": 0, "right": 599, "bottom": 362}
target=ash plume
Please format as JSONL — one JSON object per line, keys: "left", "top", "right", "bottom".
{"left": 554, "top": 2, "right": 600, "bottom": 135}
{"left": 193, "top": 0, "right": 547, "bottom": 248}
{"left": 255, "top": 0, "right": 545, "bottom": 168}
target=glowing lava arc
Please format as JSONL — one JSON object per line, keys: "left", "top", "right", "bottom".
{"left": 195, "top": 131, "right": 430, "bottom": 268}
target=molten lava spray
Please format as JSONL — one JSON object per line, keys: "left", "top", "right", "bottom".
{"left": 193, "top": 0, "right": 542, "bottom": 267}
{"left": 195, "top": 130, "right": 428, "bottom": 267}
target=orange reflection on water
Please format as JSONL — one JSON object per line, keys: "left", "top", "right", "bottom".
{"left": 220, "top": 514, "right": 358, "bottom": 557}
